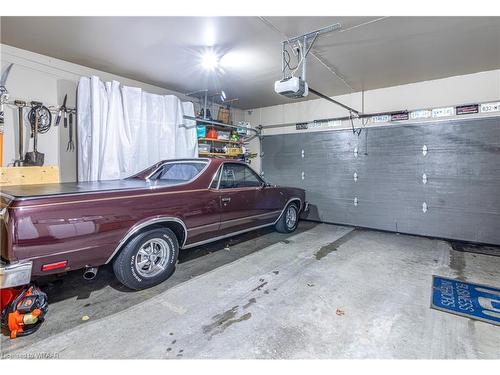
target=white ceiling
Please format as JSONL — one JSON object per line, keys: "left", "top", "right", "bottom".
{"left": 1, "top": 16, "right": 499, "bottom": 109}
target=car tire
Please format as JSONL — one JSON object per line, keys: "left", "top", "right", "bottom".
{"left": 275, "top": 202, "right": 299, "bottom": 233}
{"left": 113, "top": 227, "right": 179, "bottom": 290}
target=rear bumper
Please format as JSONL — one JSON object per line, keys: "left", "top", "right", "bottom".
{"left": 0, "top": 261, "right": 32, "bottom": 289}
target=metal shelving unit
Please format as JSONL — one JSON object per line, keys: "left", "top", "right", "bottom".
{"left": 185, "top": 115, "right": 260, "bottom": 162}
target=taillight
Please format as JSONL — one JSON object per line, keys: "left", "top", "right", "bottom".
{"left": 41, "top": 261, "right": 67, "bottom": 272}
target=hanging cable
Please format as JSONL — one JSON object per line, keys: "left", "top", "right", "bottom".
{"left": 350, "top": 111, "right": 362, "bottom": 136}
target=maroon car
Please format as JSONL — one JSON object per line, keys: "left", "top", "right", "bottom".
{"left": 1, "top": 158, "right": 307, "bottom": 290}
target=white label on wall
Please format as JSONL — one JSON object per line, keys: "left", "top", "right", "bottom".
{"left": 327, "top": 120, "right": 342, "bottom": 127}
{"left": 480, "top": 102, "right": 500, "bottom": 113}
{"left": 309, "top": 122, "right": 322, "bottom": 129}
{"left": 371, "top": 115, "right": 390, "bottom": 123}
{"left": 432, "top": 107, "right": 455, "bottom": 118}
{"left": 410, "top": 109, "right": 432, "bottom": 120}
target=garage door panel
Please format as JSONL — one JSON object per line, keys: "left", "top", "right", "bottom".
{"left": 262, "top": 116, "right": 500, "bottom": 245}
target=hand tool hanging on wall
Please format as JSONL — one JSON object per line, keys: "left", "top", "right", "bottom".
{"left": 66, "top": 110, "right": 75, "bottom": 152}
{"left": 28, "top": 102, "right": 52, "bottom": 134}
{"left": 13, "top": 100, "right": 26, "bottom": 166}
{"left": 24, "top": 103, "right": 45, "bottom": 166}
{"left": 1, "top": 284, "right": 48, "bottom": 339}
{"left": 56, "top": 94, "right": 68, "bottom": 127}
{"left": 0, "top": 63, "right": 14, "bottom": 166}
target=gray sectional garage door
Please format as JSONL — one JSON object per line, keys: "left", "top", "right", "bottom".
{"left": 262, "top": 116, "right": 500, "bottom": 245}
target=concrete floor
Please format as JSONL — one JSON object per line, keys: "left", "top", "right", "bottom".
{"left": 1, "top": 222, "right": 499, "bottom": 359}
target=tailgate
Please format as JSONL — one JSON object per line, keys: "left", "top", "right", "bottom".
{"left": 1, "top": 193, "right": 13, "bottom": 261}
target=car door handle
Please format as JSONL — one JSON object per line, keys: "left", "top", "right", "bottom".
{"left": 221, "top": 197, "right": 231, "bottom": 203}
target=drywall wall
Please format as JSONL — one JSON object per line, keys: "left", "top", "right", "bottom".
{"left": 1, "top": 44, "right": 244, "bottom": 182}
{"left": 245, "top": 69, "right": 500, "bottom": 173}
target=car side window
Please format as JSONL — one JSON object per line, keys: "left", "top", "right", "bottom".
{"left": 219, "top": 164, "right": 262, "bottom": 189}
{"left": 149, "top": 162, "right": 206, "bottom": 182}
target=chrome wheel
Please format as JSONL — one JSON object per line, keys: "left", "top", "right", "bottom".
{"left": 285, "top": 205, "right": 298, "bottom": 229}
{"left": 135, "top": 238, "right": 170, "bottom": 278}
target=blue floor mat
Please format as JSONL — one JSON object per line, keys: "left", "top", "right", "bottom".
{"left": 431, "top": 276, "right": 500, "bottom": 326}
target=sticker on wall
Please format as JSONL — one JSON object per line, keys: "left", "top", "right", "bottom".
{"left": 296, "top": 122, "right": 309, "bottom": 130}
{"left": 309, "top": 122, "right": 322, "bottom": 129}
{"left": 327, "top": 120, "right": 342, "bottom": 127}
{"left": 480, "top": 102, "right": 500, "bottom": 113}
{"left": 390, "top": 111, "right": 409, "bottom": 121}
{"left": 371, "top": 114, "right": 390, "bottom": 123}
{"left": 456, "top": 104, "right": 479, "bottom": 115}
{"left": 410, "top": 109, "right": 432, "bottom": 120}
{"left": 432, "top": 107, "right": 455, "bottom": 118}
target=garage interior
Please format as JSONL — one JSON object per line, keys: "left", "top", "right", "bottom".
{"left": 1, "top": 14, "right": 500, "bottom": 360}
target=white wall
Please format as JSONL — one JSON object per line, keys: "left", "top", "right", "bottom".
{"left": 245, "top": 69, "right": 500, "bottom": 173}
{"left": 1, "top": 44, "right": 244, "bottom": 182}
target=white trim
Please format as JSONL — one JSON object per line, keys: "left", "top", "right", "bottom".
{"left": 182, "top": 223, "right": 275, "bottom": 249}
{"left": 187, "top": 210, "right": 282, "bottom": 232}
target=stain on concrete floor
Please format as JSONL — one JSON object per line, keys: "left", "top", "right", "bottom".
{"left": 449, "top": 249, "right": 467, "bottom": 281}
{"left": 315, "top": 229, "right": 358, "bottom": 260}
{"left": 202, "top": 305, "right": 252, "bottom": 339}
{"left": 450, "top": 241, "right": 500, "bottom": 257}
{"left": 243, "top": 298, "right": 257, "bottom": 309}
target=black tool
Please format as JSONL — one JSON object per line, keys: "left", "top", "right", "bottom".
{"left": 13, "top": 100, "right": 26, "bottom": 166}
{"left": 28, "top": 102, "right": 52, "bottom": 134}
{"left": 56, "top": 94, "right": 68, "bottom": 127}
{"left": 0, "top": 63, "right": 14, "bottom": 166}
{"left": 67, "top": 111, "right": 75, "bottom": 152}
{"left": 0, "top": 64, "right": 13, "bottom": 125}
{"left": 24, "top": 104, "right": 45, "bottom": 166}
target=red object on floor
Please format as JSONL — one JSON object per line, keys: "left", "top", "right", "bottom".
{"left": 1, "top": 287, "right": 23, "bottom": 313}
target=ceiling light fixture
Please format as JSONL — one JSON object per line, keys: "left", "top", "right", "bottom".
{"left": 201, "top": 51, "right": 219, "bottom": 71}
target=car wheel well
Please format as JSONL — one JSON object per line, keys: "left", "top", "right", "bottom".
{"left": 148, "top": 222, "right": 186, "bottom": 247}
{"left": 108, "top": 220, "right": 186, "bottom": 264}
{"left": 287, "top": 199, "right": 301, "bottom": 211}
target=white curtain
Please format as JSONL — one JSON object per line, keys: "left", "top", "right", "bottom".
{"left": 77, "top": 76, "right": 197, "bottom": 181}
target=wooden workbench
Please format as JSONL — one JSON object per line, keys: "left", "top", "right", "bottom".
{"left": 0, "top": 166, "right": 60, "bottom": 186}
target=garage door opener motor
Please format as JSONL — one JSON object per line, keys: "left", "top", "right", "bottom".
{"left": 1, "top": 284, "right": 48, "bottom": 339}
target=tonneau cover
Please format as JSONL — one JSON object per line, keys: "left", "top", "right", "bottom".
{"left": 1, "top": 179, "right": 182, "bottom": 199}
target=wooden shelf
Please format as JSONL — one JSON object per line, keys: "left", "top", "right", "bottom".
{"left": 198, "top": 138, "right": 241, "bottom": 144}
{"left": 0, "top": 166, "right": 59, "bottom": 186}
